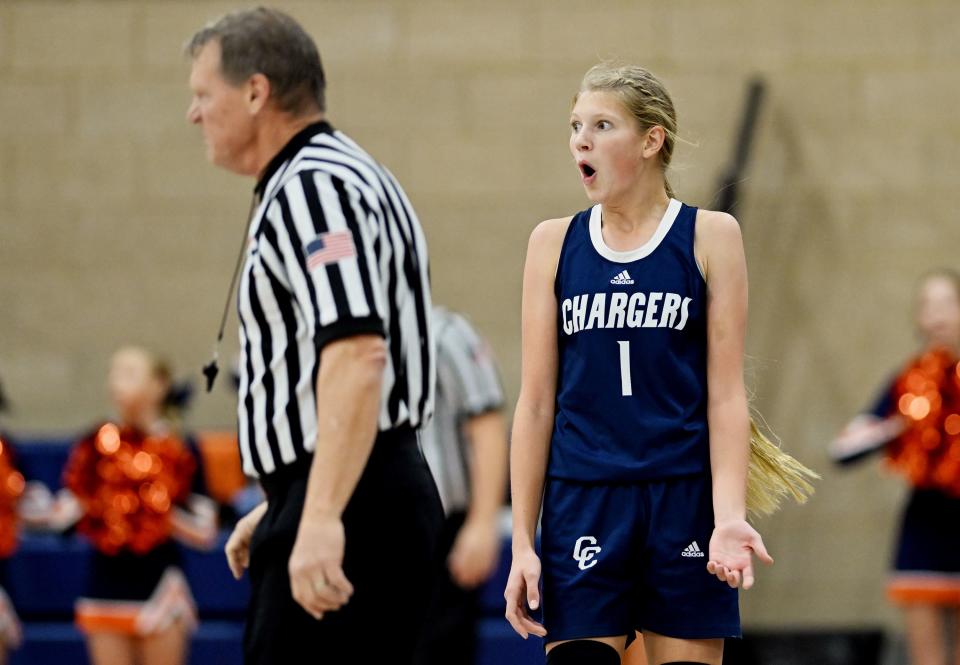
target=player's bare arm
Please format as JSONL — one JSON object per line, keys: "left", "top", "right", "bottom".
{"left": 504, "top": 217, "right": 569, "bottom": 639}
{"left": 697, "top": 209, "right": 773, "bottom": 590}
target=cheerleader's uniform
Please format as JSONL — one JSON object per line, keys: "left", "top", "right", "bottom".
{"left": 0, "top": 433, "right": 24, "bottom": 648}
{"left": 871, "top": 350, "right": 960, "bottom": 605}
{"left": 65, "top": 423, "right": 201, "bottom": 636}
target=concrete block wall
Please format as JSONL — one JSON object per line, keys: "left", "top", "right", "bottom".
{"left": 2, "top": 0, "right": 959, "bottom": 629}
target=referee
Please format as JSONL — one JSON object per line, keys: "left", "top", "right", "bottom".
{"left": 415, "top": 307, "right": 508, "bottom": 665}
{"left": 185, "top": 9, "right": 442, "bottom": 664}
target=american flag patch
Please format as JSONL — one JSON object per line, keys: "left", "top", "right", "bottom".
{"left": 304, "top": 230, "right": 356, "bottom": 270}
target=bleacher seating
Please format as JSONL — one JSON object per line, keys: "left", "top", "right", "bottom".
{"left": 6, "top": 438, "right": 253, "bottom": 664}
{"left": 5, "top": 438, "right": 542, "bottom": 665}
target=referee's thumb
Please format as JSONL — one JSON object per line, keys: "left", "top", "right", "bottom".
{"left": 524, "top": 571, "right": 540, "bottom": 611}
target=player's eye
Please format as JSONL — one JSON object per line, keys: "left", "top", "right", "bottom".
{"left": 570, "top": 121, "right": 582, "bottom": 132}
{"left": 597, "top": 120, "right": 612, "bottom": 130}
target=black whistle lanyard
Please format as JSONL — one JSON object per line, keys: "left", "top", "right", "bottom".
{"left": 202, "top": 193, "right": 261, "bottom": 392}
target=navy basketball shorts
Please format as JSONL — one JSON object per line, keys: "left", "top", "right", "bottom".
{"left": 540, "top": 474, "right": 740, "bottom": 642}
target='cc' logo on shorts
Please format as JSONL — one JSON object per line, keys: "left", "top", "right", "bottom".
{"left": 573, "top": 536, "right": 602, "bottom": 570}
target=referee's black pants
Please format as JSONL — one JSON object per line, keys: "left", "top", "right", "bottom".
{"left": 244, "top": 427, "right": 444, "bottom": 664}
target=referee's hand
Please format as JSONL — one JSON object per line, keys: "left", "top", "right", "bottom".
{"left": 225, "top": 501, "right": 267, "bottom": 580}
{"left": 288, "top": 516, "right": 355, "bottom": 620}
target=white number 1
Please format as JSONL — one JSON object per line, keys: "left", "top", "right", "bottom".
{"left": 618, "top": 341, "right": 632, "bottom": 396}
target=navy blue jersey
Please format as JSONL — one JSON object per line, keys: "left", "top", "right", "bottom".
{"left": 548, "top": 199, "right": 709, "bottom": 481}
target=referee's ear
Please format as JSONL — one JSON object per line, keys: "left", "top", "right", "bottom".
{"left": 246, "top": 73, "right": 271, "bottom": 116}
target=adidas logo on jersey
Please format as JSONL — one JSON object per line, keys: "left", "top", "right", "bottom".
{"left": 681, "top": 541, "right": 705, "bottom": 558}
{"left": 610, "top": 270, "right": 634, "bottom": 285}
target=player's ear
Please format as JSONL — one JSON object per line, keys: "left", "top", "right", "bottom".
{"left": 642, "top": 125, "right": 666, "bottom": 159}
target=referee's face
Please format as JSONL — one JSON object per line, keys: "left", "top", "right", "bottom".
{"left": 187, "top": 41, "right": 256, "bottom": 175}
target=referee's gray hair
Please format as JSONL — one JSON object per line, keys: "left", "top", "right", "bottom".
{"left": 186, "top": 7, "right": 326, "bottom": 115}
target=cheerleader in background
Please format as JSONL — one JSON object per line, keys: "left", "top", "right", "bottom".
{"left": 57, "top": 347, "right": 217, "bottom": 665}
{"left": 0, "top": 377, "right": 25, "bottom": 665}
{"left": 832, "top": 269, "right": 960, "bottom": 665}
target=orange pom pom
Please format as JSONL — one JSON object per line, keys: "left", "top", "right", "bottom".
{"left": 0, "top": 435, "right": 24, "bottom": 557}
{"left": 64, "top": 424, "right": 196, "bottom": 555}
{"left": 886, "top": 348, "right": 960, "bottom": 496}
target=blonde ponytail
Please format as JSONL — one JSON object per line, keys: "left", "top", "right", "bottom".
{"left": 746, "top": 415, "right": 818, "bottom": 517}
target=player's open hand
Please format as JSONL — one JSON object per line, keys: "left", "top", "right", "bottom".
{"left": 225, "top": 500, "right": 267, "bottom": 580}
{"left": 707, "top": 519, "right": 773, "bottom": 590}
{"left": 449, "top": 516, "right": 500, "bottom": 589}
{"left": 288, "top": 514, "right": 355, "bottom": 621}
{"left": 504, "top": 547, "right": 547, "bottom": 639}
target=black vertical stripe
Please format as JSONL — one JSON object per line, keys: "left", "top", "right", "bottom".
{"left": 299, "top": 173, "right": 351, "bottom": 321}
{"left": 239, "top": 293, "right": 266, "bottom": 477}
{"left": 247, "top": 273, "right": 284, "bottom": 469}
{"left": 383, "top": 223, "right": 405, "bottom": 423}
{"left": 274, "top": 189, "right": 322, "bottom": 323}
{"left": 261, "top": 225, "right": 307, "bottom": 460}
{"left": 358, "top": 197, "right": 382, "bottom": 259}
{"left": 382, "top": 176, "right": 432, "bottom": 421}
{"left": 376, "top": 196, "right": 413, "bottom": 419}
{"left": 332, "top": 177, "right": 377, "bottom": 314}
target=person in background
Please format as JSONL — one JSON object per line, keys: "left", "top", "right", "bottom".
{"left": 58, "top": 347, "right": 217, "bottom": 665}
{"left": 0, "top": 381, "right": 24, "bottom": 664}
{"left": 832, "top": 269, "right": 960, "bottom": 665}
{"left": 415, "top": 306, "right": 509, "bottom": 665}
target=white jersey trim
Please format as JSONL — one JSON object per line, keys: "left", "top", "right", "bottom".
{"left": 588, "top": 198, "right": 681, "bottom": 264}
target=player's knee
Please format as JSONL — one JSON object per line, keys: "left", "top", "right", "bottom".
{"left": 546, "top": 639, "right": 620, "bottom": 665}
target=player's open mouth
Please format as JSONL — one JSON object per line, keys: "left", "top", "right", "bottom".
{"left": 578, "top": 161, "right": 596, "bottom": 180}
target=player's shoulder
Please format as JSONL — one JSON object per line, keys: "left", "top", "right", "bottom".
{"left": 694, "top": 208, "right": 742, "bottom": 241}
{"left": 534, "top": 215, "right": 576, "bottom": 234}
{"left": 524, "top": 216, "right": 574, "bottom": 274}
{"left": 528, "top": 215, "right": 575, "bottom": 252}
{"left": 693, "top": 208, "right": 745, "bottom": 281}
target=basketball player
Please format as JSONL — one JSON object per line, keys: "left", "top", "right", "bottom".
{"left": 504, "top": 64, "right": 773, "bottom": 665}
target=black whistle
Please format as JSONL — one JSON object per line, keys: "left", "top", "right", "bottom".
{"left": 202, "top": 359, "right": 220, "bottom": 393}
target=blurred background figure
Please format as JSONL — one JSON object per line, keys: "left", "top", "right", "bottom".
{"left": 0, "top": 378, "right": 25, "bottom": 665}
{"left": 47, "top": 347, "right": 217, "bottom": 665}
{"left": 416, "top": 306, "right": 509, "bottom": 665}
{"left": 832, "top": 270, "right": 960, "bottom": 665}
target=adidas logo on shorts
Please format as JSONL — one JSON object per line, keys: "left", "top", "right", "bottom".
{"left": 681, "top": 541, "right": 705, "bottom": 558}
{"left": 610, "top": 270, "right": 634, "bottom": 285}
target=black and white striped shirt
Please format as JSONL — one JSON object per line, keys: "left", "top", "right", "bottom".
{"left": 420, "top": 307, "right": 504, "bottom": 513}
{"left": 236, "top": 121, "right": 434, "bottom": 478}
